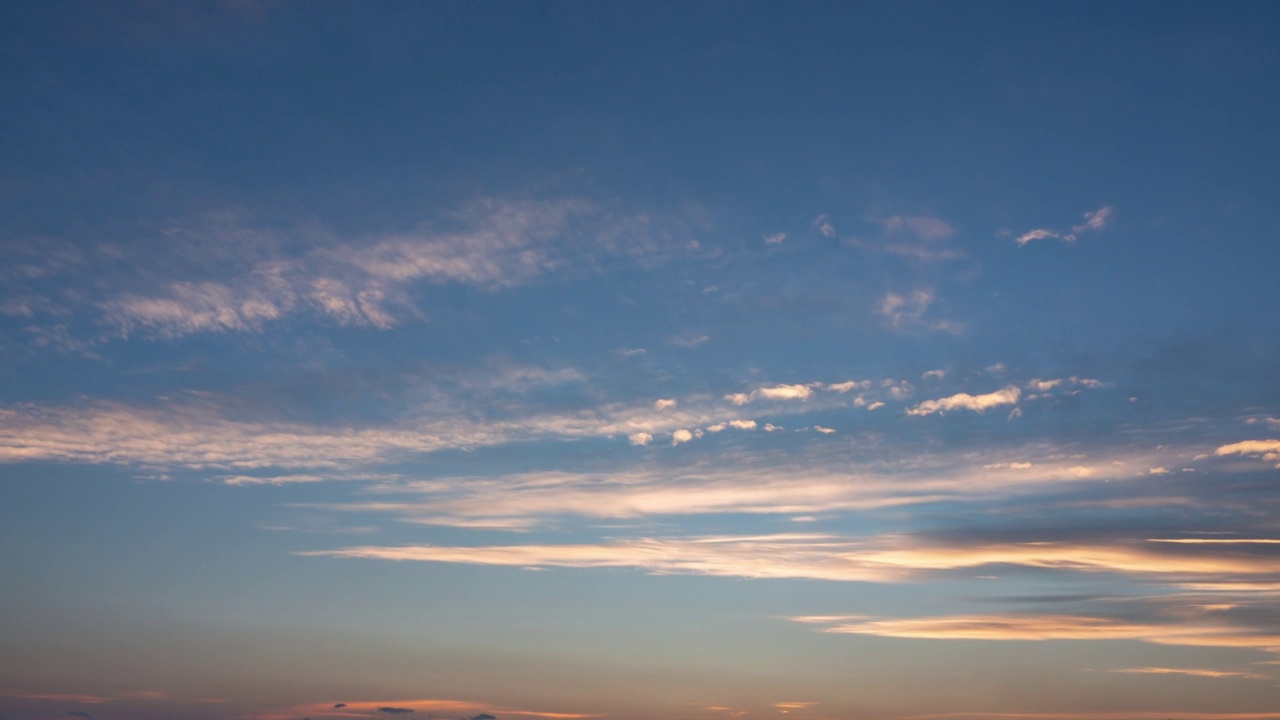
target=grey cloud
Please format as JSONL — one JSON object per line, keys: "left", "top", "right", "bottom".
{"left": 379, "top": 708, "right": 415, "bottom": 714}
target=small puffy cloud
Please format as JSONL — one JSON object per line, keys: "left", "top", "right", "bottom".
{"left": 728, "top": 419, "right": 757, "bottom": 430}
{"left": 1027, "top": 379, "right": 1062, "bottom": 392}
{"left": 813, "top": 214, "right": 836, "bottom": 238}
{"left": 654, "top": 398, "right": 677, "bottom": 411}
{"left": 814, "top": 426, "right": 835, "bottom": 434}
{"left": 757, "top": 384, "right": 814, "bottom": 401}
{"left": 706, "top": 423, "right": 727, "bottom": 433}
{"left": 672, "top": 429, "right": 694, "bottom": 446}
{"left": 1007, "top": 407, "right": 1022, "bottom": 420}
{"left": 922, "top": 370, "right": 945, "bottom": 381}
{"left": 826, "top": 380, "right": 869, "bottom": 393}
{"left": 866, "top": 401, "right": 885, "bottom": 411}
{"left": 907, "top": 385, "right": 1021, "bottom": 416}
{"left": 763, "top": 423, "right": 783, "bottom": 432}
{"left": 1149, "top": 467, "right": 1170, "bottom": 475}
{"left": 725, "top": 384, "right": 814, "bottom": 405}
{"left": 628, "top": 432, "right": 653, "bottom": 446}
{"left": 764, "top": 232, "right": 787, "bottom": 245}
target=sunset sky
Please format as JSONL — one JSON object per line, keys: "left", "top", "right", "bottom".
{"left": 2, "top": 2, "right": 1280, "bottom": 720}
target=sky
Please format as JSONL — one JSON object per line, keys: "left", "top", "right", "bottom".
{"left": 2, "top": 2, "right": 1280, "bottom": 719}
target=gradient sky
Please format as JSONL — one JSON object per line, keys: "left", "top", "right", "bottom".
{"left": 3, "top": 2, "right": 1280, "bottom": 720}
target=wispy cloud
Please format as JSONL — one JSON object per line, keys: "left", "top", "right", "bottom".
{"left": 793, "top": 612, "right": 1280, "bottom": 650}
{"left": 1110, "top": 667, "right": 1268, "bottom": 680}
{"left": 1013, "top": 206, "right": 1114, "bottom": 246}
{"left": 75, "top": 199, "right": 704, "bottom": 340}
{"left": 878, "top": 290, "right": 962, "bottom": 333}
{"left": 878, "top": 214, "right": 963, "bottom": 261}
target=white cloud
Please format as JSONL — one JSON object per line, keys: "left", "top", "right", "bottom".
{"left": 826, "top": 380, "right": 870, "bottom": 393}
{"left": 922, "top": 370, "right": 946, "bottom": 381}
{"left": 672, "top": 429, "right": 694, "bottom": 445}
{"left": 764, "top": 232, "right": 787, "bottom": 245}
{"left": 757, "top": 384, "right": 815, "bottom": 401}
{"left": 866, "top": 401, "right": 885, "bottom": 411}
{"left": 1014, "top": 229, "right": 1061, "bottom": 246}
{"left": 814, "top": 426, "right": 835, "bottom": 434}
{"left": 628, "top": 432, "right": 653, "bottom": 446}
{"left": 764, "top": 423, "right": 783, "bottom": 432}
{"left": 654, "top": 398, "right": 677, "bottom": 411}
{"left": 907, "top": 386, "right": 1021, "bottom": 416}
{"left": 705, "top": 423, "right": 727, "bottom": 433}
{"left": 728, "top": 419, "right": 758, "bottom": 430}
{"left": 725, "top": 384, "right": 815, "bottom": 405}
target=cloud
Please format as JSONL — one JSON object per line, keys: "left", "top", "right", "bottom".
{"left": 793, "top": 612, "right": 1280, "bottom": 649}
{"left": 305, "top": 523, "right": 1280, "bottom": 585}
{"left": 92, "top": 199, "right": 701, "bottom": 340}
{"left": 922, "top": 370, "right": 946, "bottom": 381}
{"left": 654, "top": 398, "right": 677, "bottom": 411}
{"left": 826, "top": 380, "right": 870, "bottom": 393}
{"left": 764, "top": 232, "right": 786, "bottom": 245}
{"left": 671, "top": 429, "right": 694, "bottom": 446}
{"left": 814, "top": 426, "right": 835, "bottom": 434}
{"left": 728, "top": 420, "right": 757, "bottom": 430}
{"left": 907, "top": 386, "right": 1021, "bottom": 416}
{"left": 1111, "top": 667, "right": 1267, "bottom": 680}
{"left": 881, "top": 215, "right": 955, "bottom": 242}
{"left": 725, "top": 384, "right": 815, "bottom": 405}
{"left": 379, "top": 708, "right": 416, "bottom": 715}
{"left": 69, "top": 713, "right": 92, "bottom": 720}
{"left": 1215, "top": 439, "right": 1280, "bottom": 466}
{"left": 812, "top": 214, "right": 836, "bottom": 238}
{"left": 628, "top": 432, "right": 653, "bottom": 446}
{"left": 1014, "top": 206, "right": 1114, "bottom": 246}
{"left": 333, "top": 703, "right": 348, "bottom": 708}
{"left": 878, "top": 290, "right": 961, "bottom": 333}
{"left": 877, "top": 215, "right": 963, "bottom": 261}
{"left": 670, "top": 333, "right": 711, "bottom": 348}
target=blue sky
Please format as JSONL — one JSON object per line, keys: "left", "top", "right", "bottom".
{"left": 3, "top": 2, "right": 1280, "bottom": 720}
